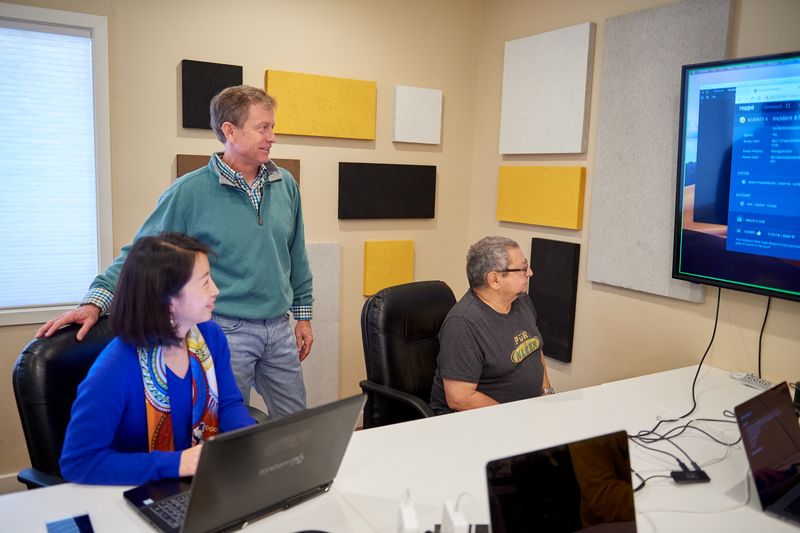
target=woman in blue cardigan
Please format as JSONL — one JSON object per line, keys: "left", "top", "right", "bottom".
{"left": 60, "top": 232, "right": 255, "bottom": 485}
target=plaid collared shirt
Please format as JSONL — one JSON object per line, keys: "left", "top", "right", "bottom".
{"left": 211, "top": 152, "right": 268, "bottom": 212}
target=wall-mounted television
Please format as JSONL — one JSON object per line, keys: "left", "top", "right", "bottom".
{"left": 673, "top": 51, "right": 800, "bottom": 302}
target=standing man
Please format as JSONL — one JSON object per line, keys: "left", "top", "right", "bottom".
{"left": 38, "top": 85, "right": 313, "bottom": 417}
{"left": 429, "top": 236, "right": 553, "bottom": 414}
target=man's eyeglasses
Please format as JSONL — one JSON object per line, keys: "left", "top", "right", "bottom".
{"left": 497, "top": 261, "right": 529, "bottom": 273}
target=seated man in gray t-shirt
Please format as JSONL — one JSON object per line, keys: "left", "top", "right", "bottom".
{"left": 430, "top": 236, "right": 554, "bottom": 414}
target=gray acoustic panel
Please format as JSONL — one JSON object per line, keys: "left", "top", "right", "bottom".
{"left": 249, "top": 243, "right": 339, "bottom": 411}
{"left": 499, "top": 22, "right": 595, "bottom": 154}
{"left": 587, "top": 0, "right": 732, "bottom": 302}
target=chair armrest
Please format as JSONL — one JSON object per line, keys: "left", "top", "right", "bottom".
{"left": 358, "top": 380, "right": 435, "bottom": 418}
{"left": 247, "top": 405, "right": 270, "bottom": 424}
{"left": 17, "top": 467, "right": 66, "bottom": 490}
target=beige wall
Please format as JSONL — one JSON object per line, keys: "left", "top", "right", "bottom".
{"left": 468, "top": 0, "right": 800, "bottom": 390}
{"left": 1, "top": 0, "right": 799, "bottom": 484}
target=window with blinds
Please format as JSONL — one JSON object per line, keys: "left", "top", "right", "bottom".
{"left": 0, "top": 5, "right": 110, "bottom": 325}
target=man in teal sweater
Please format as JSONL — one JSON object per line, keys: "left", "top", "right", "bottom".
{"left": 38, "top": 85, "right": 313, "bottom": 417}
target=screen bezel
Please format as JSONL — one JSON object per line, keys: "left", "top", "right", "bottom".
{"left": 672, "top": 50, "right": 800, "bottom": 303}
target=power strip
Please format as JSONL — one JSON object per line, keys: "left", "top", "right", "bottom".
{"left": 730, "top": 372, "right": 773, "bottom": 391}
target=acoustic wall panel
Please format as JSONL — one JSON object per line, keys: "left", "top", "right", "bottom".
{"left": 176, "top": 154, "right": 300, "bottom": 183}
{"left": 363, "top": 240, "right": 414, "bottom": 296}
{"left": 249, "top": 243, "right": 340, "bottom": 411}
{"left": 587, "top": 0, "right": 732, "bottom": 302}
{"left": 339, "top": 162, "right": 436, "bottom": 219}
{"left": 393, "top": 85, "right": 443, "bottom": 144}
{"left": 496, "top": 166, "right": 585, "bottom": 229}
{"left": 499, "top": 22, "right": 595, "bottom": 154}
{"left": 264, "top": 70, "right": 376, "bottom": 140}
{"left": 181, "top": 59, "right": 242, "bottom": 129}
{"left": 528, "top": 238, "right": 580, "bottom": 363}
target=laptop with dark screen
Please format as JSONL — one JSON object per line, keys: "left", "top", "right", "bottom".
{"left": 123, "top": 394, "right": 365, "bottom": 533}
{"left": 734, "top": 382, "right": 800, "bottom": 525}
{"left": 486, "top": 430, "right": 637, "bottom": 533}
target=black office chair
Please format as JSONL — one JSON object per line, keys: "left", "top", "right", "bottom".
{"left": 359, "top": 280, "right": 456, "bottom": 429}
{"left": 12, "top": 317, "right": 115, "bottom": 489}
{"left": 12, "top": 316, "right": 268, "bottom": 490}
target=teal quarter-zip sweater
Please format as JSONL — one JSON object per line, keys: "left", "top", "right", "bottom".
{"left": 89, "top": 159, "right": 313, "bottom": 320}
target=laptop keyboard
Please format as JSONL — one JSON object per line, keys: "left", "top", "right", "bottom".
{"left": 149, "top": 492, "right": 190, "bottom": 529}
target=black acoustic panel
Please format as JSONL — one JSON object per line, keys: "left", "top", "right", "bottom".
{"left": 338, "top": 162, "right": 436, "bottom": 219}
{"left": 528, "top": 238, "right": 580, "bottom": 363}
{"left": 181, "top": 59, "right": 243, "bottom": 129}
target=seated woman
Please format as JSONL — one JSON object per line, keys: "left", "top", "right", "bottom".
{"left": 60, "top": 232, "right": 255, "bottom": 485}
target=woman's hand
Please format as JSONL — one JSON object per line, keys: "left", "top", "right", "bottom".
{"left": 178, "top": 444, "right": 203, "bottom": 477}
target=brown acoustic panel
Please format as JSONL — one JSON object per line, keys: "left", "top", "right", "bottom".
{"left": 176, "top": 154, "right": 300, "bottom": 184}
{"left": 274, "top": 159, "right": 300, "bottom": 184}
{"left": 528, "top": 237, "right": 580, "bottom": 363}
{"left": 181, "top": 59, "right": 243, "bottom": 129}
{"left": 177, "top": 154, "right": 210, "bottom": 177}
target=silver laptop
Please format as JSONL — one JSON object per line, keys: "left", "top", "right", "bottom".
{"left": 486, "top": 430, "right": 637, "bottom": 533}
{"left": 735, "top": 382, "right": 800, "bottom": 526}
{"left": 123, "top": 394, "right": 366, "bottom": 533}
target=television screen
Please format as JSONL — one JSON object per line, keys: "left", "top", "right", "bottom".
{"left": 673, "top": 51, "right": 800, "bottom": 302}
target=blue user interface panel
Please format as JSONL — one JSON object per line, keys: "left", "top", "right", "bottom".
{"left": 727, "top": 81, "right": 800, "bottom": 261}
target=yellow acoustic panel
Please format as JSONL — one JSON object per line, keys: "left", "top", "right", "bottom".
{"left": 496, "top": 166, "right": 585, "bottom": 229}
{"left": 265, "top": 70, "right": 376, "bottom": 140}
{"left": 363, "top": 240, "right": 414, "bottom": 296}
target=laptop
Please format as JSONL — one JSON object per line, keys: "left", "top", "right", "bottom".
{"left": 486, "top": 430, "right": 637, "bottom": 533}
{"left": 124, "top": 394, "right": 366, "bottom": 533}
{"left": 734, "top": 382, "right": 800, "bottom": 525}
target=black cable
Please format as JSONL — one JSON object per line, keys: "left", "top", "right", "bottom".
{"left": 635, "top": 429, "right": 694, "bottom": 464}
{"left": 678, "top": 286, "right": 722, "bottom": 420}
{"left": 758, "top": 297, "right": 771, "bottom": 378}
{"left": 632, "top": 415, "right": 741, "bottom": 475}
{"left": 632, "top": 472, "right": 673, "bottom": 492}
{"left": 657, "top": 420, "right": 742, "bottom": 447}
{"left": 642, "top": 287, "right": 722, "bottom": 439}
{"left": 628, "top": 435, "right": 685, "bottom": 465}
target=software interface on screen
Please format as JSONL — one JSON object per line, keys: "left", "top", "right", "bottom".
{"left": 677, "top": 54, "right": 800, "bottom": 296}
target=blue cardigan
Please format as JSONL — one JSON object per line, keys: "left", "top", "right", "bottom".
{"left": 60, "top": 321, "right": 255, "bottom": 485}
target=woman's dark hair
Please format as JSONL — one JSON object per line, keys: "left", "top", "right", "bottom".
{"left": 110, "top": 232, "right": 211, "bottom": 348}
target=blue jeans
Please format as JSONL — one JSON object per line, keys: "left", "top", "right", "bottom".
{"left": 212, "top": 313, "right": 307, "bottom": 418}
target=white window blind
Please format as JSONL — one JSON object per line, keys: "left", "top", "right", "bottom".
{"left": 0, "top": 4, "right": 111, "bottom": 325}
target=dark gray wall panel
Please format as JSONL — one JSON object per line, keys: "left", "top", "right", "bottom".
{"left": 181, "top": 59, "right": 243, "bottom": 129}
{"left": 338, "top": 162, "right": 436, "bottom": 219}
{"left": 528, "top": 238, "right": 580, "bottom": 363}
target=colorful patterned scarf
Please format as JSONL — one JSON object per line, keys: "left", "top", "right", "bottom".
{"left": 138, "top": 326, "right": 220, "bottom": 451}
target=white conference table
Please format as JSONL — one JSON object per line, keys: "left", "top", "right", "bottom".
{"left": 0, "top": 365, "right": 794, "bottom": 532}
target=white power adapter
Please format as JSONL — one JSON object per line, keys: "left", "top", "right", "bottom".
{"left": 397, "top": 491, "right": 420, "bottom": 533}
{"left": 441, "top": 499, "right": 469, "bottom": 533}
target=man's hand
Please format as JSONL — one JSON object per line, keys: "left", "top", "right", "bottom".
{"left": 35, "top": 304, "right": 101, "bottom": 341}
{"left": 295, "top": 320, "right": 314, "bottom": 361}
{"left": 178, "top": 444, "right": 203, "bottom": 477}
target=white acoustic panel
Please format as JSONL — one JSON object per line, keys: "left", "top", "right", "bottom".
{"left": 587, "top": 0, "right": 733, "bottom": 302}
{"left": 499, "top": 22, "right": 595, "bottom": 154}
{"left": 393, "top": 85, "right": 443, "bottom": 144}
{"left": 249, "top": 243, "right": 340, "bottom": 411}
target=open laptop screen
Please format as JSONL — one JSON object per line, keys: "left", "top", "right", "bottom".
{"left": 735, "top": 382, "right": 800, "bottom": 509}
{"left": 486, "top": 430, "right": 636, "bottom": 533}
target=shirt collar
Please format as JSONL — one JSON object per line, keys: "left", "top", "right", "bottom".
{"left": 212, "top": 153, "right": 283, "bottom": 186}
